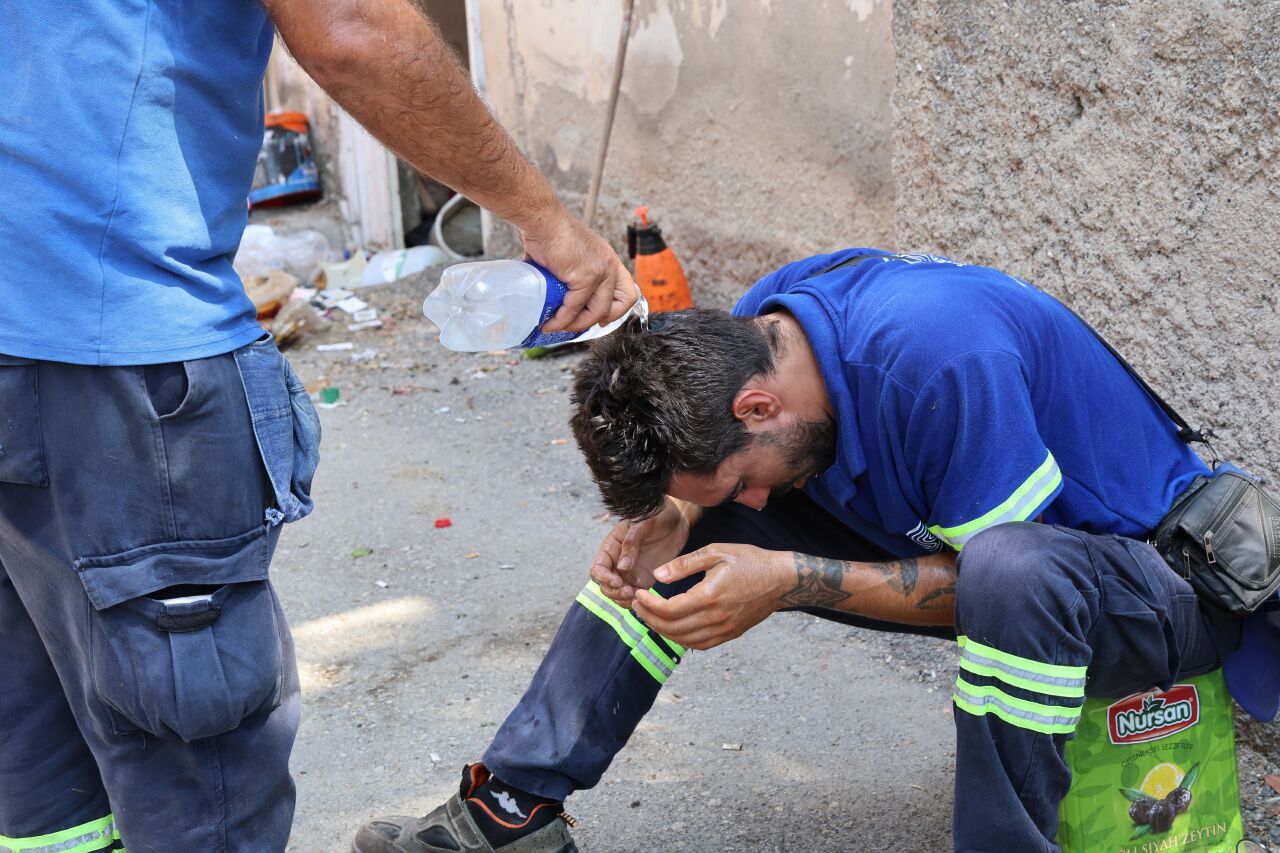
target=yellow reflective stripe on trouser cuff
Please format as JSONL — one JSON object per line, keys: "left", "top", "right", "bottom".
{"left": 643, "top": 589, "right": 686, "bottom": 656}
{"left": 928, "top": 450, "right": 1063, "bottom": 550}
{"left": 0, "top": 813, "right": 117, "bottom": 853}
{"left": 953, "top": 677, "right": 1082, "bottom": 735}
{"left": 957, "top": 636, "right": 1086, "bottom": 698}
{"left": 575, "top": 584, "right": 674, "bottom": 684}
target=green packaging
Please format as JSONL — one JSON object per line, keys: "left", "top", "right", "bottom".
{"left": 1060, "top": 669, "right": 1243, "bottom": 852}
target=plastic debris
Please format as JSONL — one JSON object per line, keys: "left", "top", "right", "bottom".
{"left": 316, "top": 342, "right": 354, "bottom": 352}
{"left": 235, "top": 224, "right": 330, "bottom": 284}
{"left": 319, "top": 387, "right": 340, "bottom": 405}
{"left": 347, "top": 320, "right": 383, "bottom": 332}
{"left": 721, "top": 743, "right": 743, "bottom": 751}
{"left": 429, "top": 753, "right": 442, "bottom": 763}
{"left": 351, "top": 547, "right": 373, "bottom": 558}
{"left": 434, "top": 518, "right": 452, "bottom": 529}
{"left": 362, "top": 245, "right": 449, "bottom": 286}
{"left": 498, "top": 563, "right": 515, "bottom": 570}
{"left": 375, "top": 580, "right": 389, "bottom": 589}
{"left": 315, "top": 288, "right": 355, "bottom": 310}
{"left": 318, "top": 252, "right": 368, "bottom": 291}
{"left": 434, "top": 406, "right": 451, "bottom": 414}
{"left": 353, "top": 307, "right": 379, "bottom": 323}
{"left": 464, "top": 552, "right": 480, "bottom": 559}
{"left": 334, "top": 296, "right": 369, "bottom": 315}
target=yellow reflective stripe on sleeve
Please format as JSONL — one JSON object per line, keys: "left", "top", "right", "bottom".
{"left": 953, "top": 677, "right": 1082, "bottom": 735}
{"left": 0, "top": 813, "right": 117, "bottom": 853}
{"left": 957, "top": 636, "right": 1087, "bottom": 698}
{"left": 928, "top": 450, "right": 1062, "bottom": 550}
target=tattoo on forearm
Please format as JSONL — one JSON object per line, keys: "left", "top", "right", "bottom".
{"left": 781, "top": 553, "right": 853, "bottom": 608}
{"left": 915, "top": 584, "right": 956, "bottom": 609}
{"left": 871, "top": 559, "right": 919, "bottom": 596}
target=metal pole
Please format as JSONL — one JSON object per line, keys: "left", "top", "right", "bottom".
{"left": 582, "top": 0, "right": 635, "bottom": 228}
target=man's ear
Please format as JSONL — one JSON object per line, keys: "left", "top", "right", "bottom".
{"left": 732, "top": 388, "right": 782, "bottom": 426}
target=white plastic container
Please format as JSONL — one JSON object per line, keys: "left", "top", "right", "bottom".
{"left": 361, "top": 245, "right": 450, "bottom": 287}
{"left": 422, "top": 259, "right": 647, "bottom": 351}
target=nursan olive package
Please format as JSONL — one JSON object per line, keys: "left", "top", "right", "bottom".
{"left": 1059, "top": 670, "right": 1244, "bottom": 852}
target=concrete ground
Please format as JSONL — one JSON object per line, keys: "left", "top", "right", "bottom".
{"left": 275, "top": 270, "right": 958, "bottom": 851}
{"left": 274, "top": 268, "right": 1279, "bottom": 851}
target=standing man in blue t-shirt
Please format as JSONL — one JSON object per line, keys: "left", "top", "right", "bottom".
{"left": 352, "top": 251, "right": 1245, "bottom": 853}
{"left": 0, "top": 0, "right": 635, "bottom": 850}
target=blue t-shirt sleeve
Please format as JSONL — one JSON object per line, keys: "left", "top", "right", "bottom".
{"left": 732, "top": 250, "right": 872, "bottom": 317}
{"left": 904, "top": 351, "right": 1064, "bottom": 551}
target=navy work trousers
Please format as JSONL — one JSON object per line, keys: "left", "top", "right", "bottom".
{"left": 0, "top": 338, "right": 319, "bottom": 853}
{"left": 483, "top": 491, "right": 1241, "bottom": 852}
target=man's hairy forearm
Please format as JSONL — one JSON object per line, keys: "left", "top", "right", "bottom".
{"left": 779, "top": 552, "right": 957, "bottom": 627}
{"left": 267, "top": 0, "right": 562, "bottom": 234}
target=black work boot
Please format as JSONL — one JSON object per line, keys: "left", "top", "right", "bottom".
{"left": 351, "top": 763, "right": 578, "bottom": 853}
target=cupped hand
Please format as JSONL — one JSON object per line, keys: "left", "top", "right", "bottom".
{"left": 630, "top": 544, "right": 788, "bottom": 650}
{"left": 589, "top": 498, "right": 692, "bottom": 608}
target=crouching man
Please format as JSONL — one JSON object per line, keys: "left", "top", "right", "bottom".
{"left": 354, "top": 249, "right": 1244, "bottom": 852}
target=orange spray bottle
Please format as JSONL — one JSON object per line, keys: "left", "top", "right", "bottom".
{"left": 627, "top": 206, "right": 693, "bottom": 312}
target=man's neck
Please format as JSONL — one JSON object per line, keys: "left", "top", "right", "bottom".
{"left": 759, "top": 311, "right": 833, "bottom": 419}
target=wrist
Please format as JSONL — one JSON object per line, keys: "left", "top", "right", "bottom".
{"left": 767, "top": 550, "right": 796, "bottom": 608}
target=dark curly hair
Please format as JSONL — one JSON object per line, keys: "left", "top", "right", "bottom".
{"left": 570, "top": 310, "right": 781, "bottom": 520}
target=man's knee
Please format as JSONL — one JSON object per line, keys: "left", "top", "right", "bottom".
{"left": 955, "top": 522, "right": 1092, "bottom": 634}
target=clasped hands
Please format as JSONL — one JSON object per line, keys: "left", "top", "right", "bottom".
{"left": 588, "top": 498, "right": 790, "bottom": 651}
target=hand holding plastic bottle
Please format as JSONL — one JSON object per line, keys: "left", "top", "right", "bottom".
{"left": 519, "top": 210, "right": 636, "bottom": 334}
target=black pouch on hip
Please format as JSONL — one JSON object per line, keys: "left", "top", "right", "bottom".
{"left": 1152, "top": 469, "right": 1280, "bottom": 616}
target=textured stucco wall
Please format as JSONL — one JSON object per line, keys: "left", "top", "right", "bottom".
{"left": 892, "top": 0, "right": 1280, "bottom": 482}
{"left": 475, "top": 0, "right": 897, "bottom": 306}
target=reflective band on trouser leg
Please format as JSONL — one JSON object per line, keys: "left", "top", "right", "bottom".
{"left": 953, "top": 678, "right": 1082, "bottom": 735}
{"left": 952, "top": 635, "right": 1086, "bottom": 736}
{"left": 575, "top": 581, "right": 682, "bottom": 685}
{"left": 928, "top": 451, "right": 1063, "bottom": 550}
{"left": 956, "top": 636, "right": 1087, "bottom": 699}
{"left": 0, "top": 813, "right": 118, "bottom": 853}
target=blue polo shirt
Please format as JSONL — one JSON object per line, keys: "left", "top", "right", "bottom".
{"left": 733, "top": 249, "right": 1208, "bottom": 558}
{"left": 0, "top": 1, "right": 273, "bottom": 365}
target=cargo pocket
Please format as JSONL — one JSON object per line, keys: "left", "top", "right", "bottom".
{"left": 0, "top": 355, "right": 49, "bottom": 486}
{"left": 74, "top": 524, "right": 285, "bottom": 741}
{"left": 234, "top": 336, "right": 321, "bottom": 524}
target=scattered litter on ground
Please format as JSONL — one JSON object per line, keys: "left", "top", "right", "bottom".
{"left": 271, "top": 296, "right": 327, "bottom": 346}
{"left": 334, "top": 295, "right": 369, "bottom": 315}
{"left": 435, "top": 406, "right": 451, "bottom": 414}
{"left": 315, "top": 288, "right": 355, "bottom": 310}
{"left": 721, "top": 743, "right": 743, "bottom": 751}
{"left": 434, "top": 518, "right": 452, "bottom": 529}
{"left": 498, "top": 563, "right": 515, "bottom": 570}
{"left": 549, "top": 438, "right": 569, "bottom": 446}
{"left": 351, "top": 547, "right": 373, "bottom": 558}
{"left": 374, "top": 580, "right": 389, "bottom": 589}
{"left": 464, "top": 552, "right": 480, "bottom": 559}
{"left": 317, "top": 342, "right": 354, "bottom": 352}
{"left": 350, "top": 348, "right": 378, "bottom": 363}
{"left": 429, "top": 753, "right": 442, "bottom": 764}
{"left": 245, "top": 269, "right": 299, "bottom": 319}
{"left": 318, "top": 252, "right": 367, "bottom": 290}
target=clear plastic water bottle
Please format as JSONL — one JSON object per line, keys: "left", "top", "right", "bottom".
{"left": 422, "top": 259, "right": 648, "bottom": 351}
